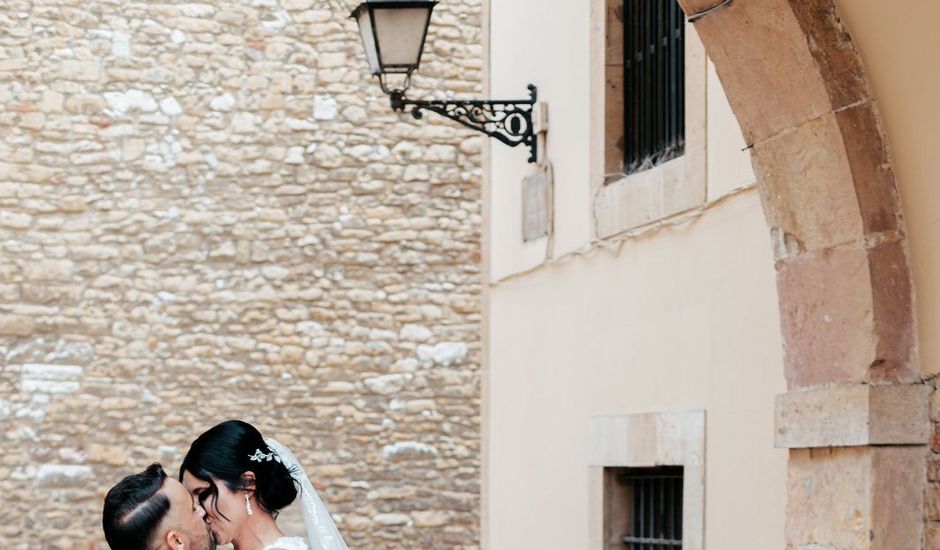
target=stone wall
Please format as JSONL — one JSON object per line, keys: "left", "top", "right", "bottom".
{"left": 0, "top": 1, "right": 482, "bottom": 548}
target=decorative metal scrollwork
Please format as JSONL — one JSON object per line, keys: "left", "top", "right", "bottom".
{"left": 389, "top": 85, "right": 538, "bottom": 163}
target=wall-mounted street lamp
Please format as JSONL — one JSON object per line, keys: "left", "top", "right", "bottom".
{"left": 350, "top": 0, "right": 541, "bottom": 163}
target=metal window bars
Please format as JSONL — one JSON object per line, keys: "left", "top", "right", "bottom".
{"left": 623, "top": 0, "right": 686, "bottom": 174}
{"left": 618, "top": 466, "right": 684, "bottom": 549}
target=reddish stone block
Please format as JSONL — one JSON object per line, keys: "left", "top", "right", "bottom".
{"left": 867, "top": 239, "right": 917, "bottom": 383}
{"left": 776, "top": 239, "right": 917, "bottom": 388}
{"left": 787, "top": 0, "right": 871, "bottom": 110}
{"left": 777, "top": 244, "right": 876, "bottom": 387}
{"left": 872, "top": 447, "right": 927, "bottom": 549}
{"left": 835, "top": 101, "right": 901, "bottom": 236}
{"left": 679, "top": 0, "right": 870, "bottom": 143}
{"left": 678, "top": 0, "right": 832, "bottom": 143}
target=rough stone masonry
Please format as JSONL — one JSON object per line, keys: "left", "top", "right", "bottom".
{"left": 0, "top": 0, "right": 483, "bottom": 548}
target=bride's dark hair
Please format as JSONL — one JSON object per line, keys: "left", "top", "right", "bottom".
{"left": 179, "top": 420, "right": 298, "bottom": 519}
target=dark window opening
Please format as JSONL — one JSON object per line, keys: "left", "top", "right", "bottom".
{"left": 623, "top": 0, "right": 685, "bottom": 174}
{"left": 603, "top": 466, "right": 684, "bottom": 550}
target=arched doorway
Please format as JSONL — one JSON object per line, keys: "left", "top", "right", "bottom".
{"left": 678, "top": 0, "right": 928, "bottom": 546}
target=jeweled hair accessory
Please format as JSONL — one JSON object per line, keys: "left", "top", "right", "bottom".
{"left": 249, "top": 448, "right": 282, "bottom": 463}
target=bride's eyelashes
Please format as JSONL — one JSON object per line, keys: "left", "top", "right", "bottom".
{"left": 202, "top": 483, "right": 234, "bottom": 522}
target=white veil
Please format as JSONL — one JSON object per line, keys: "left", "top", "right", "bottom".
{"left": 264, "top": 438, "right": 349, "bottom": 550}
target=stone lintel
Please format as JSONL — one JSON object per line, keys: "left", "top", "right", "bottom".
{"left": 775, "top": 383, "right": 930, "bottom": 448}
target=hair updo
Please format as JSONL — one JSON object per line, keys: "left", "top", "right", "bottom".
{"left": 179, "top": 420, "right": 298, "bottom": 518}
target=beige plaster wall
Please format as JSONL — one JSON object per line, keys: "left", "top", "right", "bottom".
{"left": 485, "top": 192, "right": 786, "bottom": 549}
{"left": 484, "top": 0, "right": 782, "bottom": 547}
{"left": 487, "top": 4, "right": 753, "bottom": 282}
{"left": 832, "top": 0, "right": 940, "bottom": 377}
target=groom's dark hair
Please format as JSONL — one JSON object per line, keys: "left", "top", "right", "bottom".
{"left": 103, "top": 463, "right": 171, "bottom": 550}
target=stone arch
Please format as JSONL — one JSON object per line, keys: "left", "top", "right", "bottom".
{"left": 676, "top": 0, "right": 926, "bottom": 547}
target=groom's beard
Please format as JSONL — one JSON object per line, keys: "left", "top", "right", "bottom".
{"left": 193, "top": 522, "right": 216, "bottom": 550}
{"left": 206, "top": 524, "right": 218, "bottom": 550}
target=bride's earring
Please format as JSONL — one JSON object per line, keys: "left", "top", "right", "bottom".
{"left": 245, "top": 494, "right": 253, "bottom": 516}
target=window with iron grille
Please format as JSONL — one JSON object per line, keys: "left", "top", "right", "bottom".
{"left": 603, "top": 466, "right": 683, "bottom": 550}
{"left": 606, "top": 0, "right": 686, "bottom": 176}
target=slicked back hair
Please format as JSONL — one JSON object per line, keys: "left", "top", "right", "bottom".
{"left": 103, "top": 463, "right": 172, "bottom": 550}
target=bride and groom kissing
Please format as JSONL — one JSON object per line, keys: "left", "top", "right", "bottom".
{"left": 102, "top": 420, "right": 348, "bottom": 550}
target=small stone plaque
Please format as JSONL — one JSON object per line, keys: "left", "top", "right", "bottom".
{"left": 522, "top": 163, "right": 553, "bottom": 242}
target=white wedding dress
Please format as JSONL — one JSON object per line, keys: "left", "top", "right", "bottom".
{"left": 262, "top": 536, "right": 309, "bottom": 550}
{"left": 262, "top": 537, "right": 309, "bottom": 550}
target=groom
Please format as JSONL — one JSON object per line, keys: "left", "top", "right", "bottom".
{"left": 103, "top": 463, "right": 214, "bottom": 550}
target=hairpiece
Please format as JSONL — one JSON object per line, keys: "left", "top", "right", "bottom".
{"left": 248, "top": 448, "right": 282, "bottom": 463}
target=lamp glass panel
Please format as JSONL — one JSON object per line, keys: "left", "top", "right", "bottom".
{"left": 356, "top": 9, "right": 381, "bottom": 74}
{"left": 373, "top": 7, "right": 431, "bottom": 70}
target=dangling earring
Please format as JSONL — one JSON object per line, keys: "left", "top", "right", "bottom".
{"left": 245, "top": 494, "right": 253, "bottom": 516}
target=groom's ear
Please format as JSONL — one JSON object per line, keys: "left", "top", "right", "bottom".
{"left": 165, "top": 529, "right": 185, "bottom": 550}
{"left": 240, "top": 471, "right": 257, "bottom": 491}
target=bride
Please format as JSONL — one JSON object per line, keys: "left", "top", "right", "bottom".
{"left": 179, "top": 420, "right": 348, "bottom": 550}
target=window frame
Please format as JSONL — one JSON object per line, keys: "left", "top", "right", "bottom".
{"left": 591, "top": 0, "right": 707, "bottom": 239}
{"left": 588, "top": 411, "right": 705, "bottom": 550}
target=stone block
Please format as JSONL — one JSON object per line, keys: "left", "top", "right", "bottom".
{"left": 753, "top": 112, "right": 863, "bottom": 254}
{"left": 40, "top": 90, "right": 64, "bottom": 112}
{"left": 927, "top": 484, "right": 940, "bottom": 521}
{"left": 86, "top": 444, "right": 127, "bottom": 467}
{"left": 929, "top": 455, "right": 940, "bottom": 481}
{"left": 382, "top": 441, "right": 438, "bottom": 462}
{"left": 21, "top": 364, "right": 83, "bottom": 394}
{"left": 749, "top": 101, "right": 902, "bottom": 255}
{"left": 678, "top": 0, "right": 832, "bottom": 143}
{"left": 775, "top": 383, "right": 930, "bottom": 448}
{"left": 412, "top": 510, "right": 448, "bottom": 528}
{"left": 835, "top": 101, "right": 900, "bottom": 235}
{"left": 931, "top": 388, "right": 940, "bottom": 422}
{"left": 24, "top": 259, "right": 75, "bottom": 282}
{"left": 60, "top": 60, "right": 100, "bottom": 82}
{"left": 19, "top": 112, "right": 46, "bottom": 131}
{"left": 36, "top": 464, "right": 94, "bottom": 487}
{"left": 0, "top": 314, "right": 34, "bottom": 336}
{"left": 866, "top": 238, "right": 917, "bottom": 383}
{"left": 786, "top": 446, "right": 924, "bottom": 549}
{"left": 786, "top": 0, "right": 871, "bottom": 110}
{"left": 0, "top": 211, "right": 32, "bottom": 229}
{"left": 926, "top": 521, "right": 940, "bottom": 549}
{"left": 588, "top": 411, "right": 705, "bottom": 467}
{"left": 680, "top": 0, "right": 870, "bottom": 143}
{"left": 776, "top": 240, "right": 917, "bottom": 387}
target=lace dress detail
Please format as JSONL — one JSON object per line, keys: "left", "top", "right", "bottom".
{"left": 262, "top": 536, "right": 309, "bottom": 550}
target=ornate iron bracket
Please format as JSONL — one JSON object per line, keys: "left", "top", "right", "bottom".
{"left": 388, "top": 84, "right": 538, "bottom": 163}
